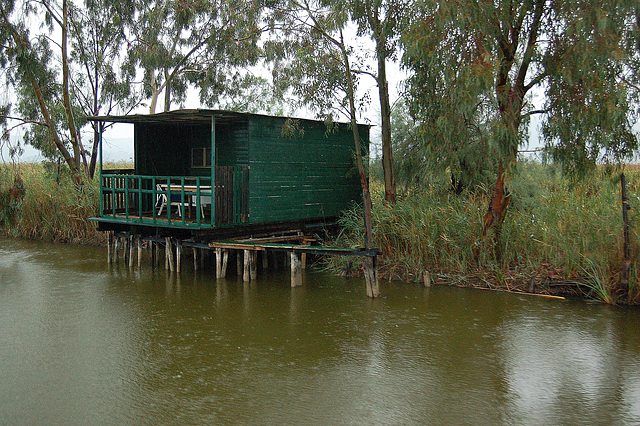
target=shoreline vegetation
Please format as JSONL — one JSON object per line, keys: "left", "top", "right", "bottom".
{"left": 1, "top": 162, "right": 638, "bottom": 306}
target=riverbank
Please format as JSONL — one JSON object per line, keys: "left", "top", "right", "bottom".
{"left": 327, "top": 164, "right": 640, "bottom": 305}
{"left": 1, "top": 162, "right": 638, "bottom": 305}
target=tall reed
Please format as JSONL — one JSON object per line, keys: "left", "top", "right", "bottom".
{"left": 330, "top": 164, "right": 640, "bottom": 304}
{"left": 0, "top": 163, "right": 106, "bottom": 245}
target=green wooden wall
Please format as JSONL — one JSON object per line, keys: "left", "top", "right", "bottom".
{"left": 247, "top": 115, "right": 366, "bottom": 224}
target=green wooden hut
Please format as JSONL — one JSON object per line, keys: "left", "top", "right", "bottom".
{"left": 90, "top": 109, "right": 368, "bottom": 238}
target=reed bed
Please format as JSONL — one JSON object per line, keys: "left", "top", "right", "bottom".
{"left": 0, "top": 162, "right": 107, "bottom": 245}
{"left": 329, "top": 164, "right": 640, "bottom": 305}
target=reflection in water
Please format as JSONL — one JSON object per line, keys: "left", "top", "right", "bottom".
{"left": 1, "top": 237, "right": 640, "bottom": 424}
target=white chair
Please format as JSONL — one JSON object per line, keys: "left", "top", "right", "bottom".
{"left": 156, "top": 184, "right": 184, "bottom": 217}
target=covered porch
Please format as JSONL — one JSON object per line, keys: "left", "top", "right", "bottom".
{"left": 100, "top": 166, "right": 249, "bottom": 228}
{"left": 91, "top": 110, "right": 251, "bottom": 230}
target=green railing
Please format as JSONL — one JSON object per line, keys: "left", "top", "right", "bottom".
{"left": 100, "top": 167, "right": 249, "bottom": 228}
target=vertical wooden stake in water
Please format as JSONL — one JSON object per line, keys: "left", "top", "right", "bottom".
{"left": 137, "top": 236, "right": 142, "bottom": 269}
{"left": 237, "top": 250, "right": 243, "bottom": 276}
{"left": 250, "top": 251, "right": 257, "bottom": 281}
{"left": 165, "top": 237, "right": 175, "bottom": 271}
{"left": 124, "top": 237, "right": 129, "bottom": 265}
{"left": 193, "top": 248, "right": 199, "bottom": 271}
{"left": 290, "top": 252, "right": 302, "bottom": 288}
{"left": 128, "top": 236, "right": 135, "bottom": 268}
{"left": 176, "top": 243, "right": 182, "bottom": 273}
{"left": 621, "top": 173, "right": 631, "bottom": 290}
{"left": 221, "top": 249, "right": 229, "bottom": 278}
{"left": 107, "top": 231, "right": 113, "bottom": 264}
{"left": 243, "top": 250, "right": 251, "bottom": 282}
{"left": 300, "top": 243, "right": 307, "bottom": 269}
{"left": 364, "top": 256, "right": 380, "bottom": 298}
{"left": 114, "top": 237, "right": 120, "bottom": 263}
{"left": 262, "top": 251, "right": 268, "bottom": 270}
{"left": 423, "top": 270, "right": 431, "bottom": 288}
{"left": 216, "top": 248, "right": 223, "bottom": 278}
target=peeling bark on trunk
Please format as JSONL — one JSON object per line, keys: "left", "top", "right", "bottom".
{"left": 478, "top": 163, "right": 510, "bottom": 260}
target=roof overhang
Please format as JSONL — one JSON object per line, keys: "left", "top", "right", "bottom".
{"left": 87, "top": 109, "right": 250, "bottom": 126}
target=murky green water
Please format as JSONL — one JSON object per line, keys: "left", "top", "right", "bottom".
{"left": 1, "top": 237, "right": 640, "bottom": 425}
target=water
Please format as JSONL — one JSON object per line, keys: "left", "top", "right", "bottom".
{"left": 1, "top": 237, "right": 639, "bottom": 425}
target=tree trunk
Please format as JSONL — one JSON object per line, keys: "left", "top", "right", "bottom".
{"left": 479, "top": 162, "right": 510, "bottom": 260}
{"left": 377, "top": 50, "right": 396, "bottom": 204}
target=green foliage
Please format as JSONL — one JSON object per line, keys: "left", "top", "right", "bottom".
{"left": 125, "top": 0, "right": 264, "bottom": 113}
{"left": 391, "top": 100, "right": 497, "bottom": 194}
{"left": 0, "top": 163, "right": 104, "bottom": 244}
{"left": 329, "top": 165, "right": 640, "bottom": 304}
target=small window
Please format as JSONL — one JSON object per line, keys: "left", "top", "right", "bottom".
{"left": 191, "top": 148, "right": 212, "bottom": 168}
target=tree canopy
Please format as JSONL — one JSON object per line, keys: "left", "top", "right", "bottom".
{"left": 402, "top": 0, "right": 639, "bottom": 256}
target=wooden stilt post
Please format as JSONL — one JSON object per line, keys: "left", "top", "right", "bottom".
{"left": 115, "top": 236, "right": 121, "bottom": 263}
{"left": 107, "top": 231, "right": 113, "bottom": 264}
{"left": 128, "top": 236, "right": 135, "bottom": 268}
{"left": 250, "top": 251, "right": 257, "bottom": 281}
{"left": 290, "top": 251, "right": 302, "bottom": 287}
{"left": 216, "top": 248, "right": 223, "bottom": 278}
{"left": 165, "top": 237, "right": 175, "bottom": 271}
{"left": 364, "top": 256, "right": 379, "bottom": 298}
{"left": 423, "top": 270, "right": 431, "bottom": 288}
{"left": 151, "top": 241, "right": 156, "bottom": 268}
{"left": 176, "top": 242, "right": 182, "bottom": 273}
{"left": 123, "top": 237, "right": 129, "bottom": 265}
{"left": 193, "top": 248, "right": 199, "bottom": 271}
{"left": 237, "top": 250, "right": 243, "bottom": 276}
{"left": 301, "top": 239, "right": 310, "bottom": 269}
{"left": 243, "top": 250, "right": 251, "bottom": 282}
{"left": 262, "top": 250, "right": 268, "bottom": 270}
{"left": 137, "top": 236, "right": 143, "bottom": 269}
{"left": 221, "top": 249, "right": 229, "bottom": 278}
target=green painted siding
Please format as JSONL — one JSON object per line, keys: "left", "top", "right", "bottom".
{"left": 247, "top": 115, "right": 365, "bottom": 224}
{"left": 216, "top": 121, "right": 249, "bottom": 167}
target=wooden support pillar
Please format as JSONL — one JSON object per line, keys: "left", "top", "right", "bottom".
{"left": 165, "top": 237, "right": 175, "bottom": 272}
{"left": 193, "top": 248, "right": 199, "bottom": 271}
{"left": 123, "top": 237, "right": 130, "bottom": 265}
{"left": 250, "top": 251, "right": 257, "bottom": 280}
{"left": 151, "top": 241, "right": 156, "bottom": 268}
{"left": 363, "top": 256, "right": 379, "bottom": 298}
{"left": 237, "top": 250, "right": 243, "bottom": 276}
{"left": 114, "top": 237, "right": 120, "bottom": 262}
{"left": 137, "top": 236, "right": 143, "bottom": 269}
{"left": 423, "top": 270, "right": 431, "bottom": 288}
{"left": 216, "top": 248, "right": 229, "bottom": 278}
{"left": 262, "top": 250, "right": 268, "bottom": 270}
{"left": 243, "top": 250, "right": 251, "bottom": 282}
{"left": 301, "top": 239, "right": 311, "bottom": 269}
{"left": 290, "top": 251, "right": 302, "bottom": 288}
{"left": 128, "top": 236, "right": 135, "bottom": 268}
{"left": 176, "top": 242, "right": 182, "bottom": 273}
{"left": 107, "top": 231, "right": 113, "bottom": 264}
{"left": 221, "top": 249, "right": 229, "bottom": 278}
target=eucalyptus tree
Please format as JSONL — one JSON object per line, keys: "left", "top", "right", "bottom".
{"left": 403, "top": 0, "right": 639, "bottom": 258}
{"left": 125, "top": 0, "right": 264, "bottom": 114}
{"left": 348, "top": 0, "right": 408, "bottom": 204}
{"left": 1, "top": 0, "right": 87, "bottom": 186}
{"left": 267, "top": 0, "right": 379, "bottom": 295}
{"left": 68, "top": 0, "right": 138, "bottom": 178}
